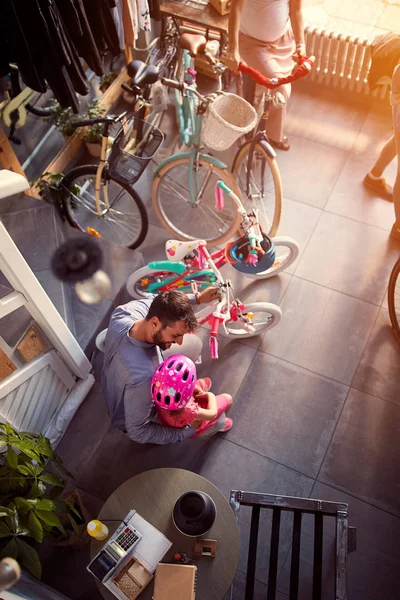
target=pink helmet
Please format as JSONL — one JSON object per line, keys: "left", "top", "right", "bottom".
{"left": 151, "top": 354, "right": 196, "bottom": 410}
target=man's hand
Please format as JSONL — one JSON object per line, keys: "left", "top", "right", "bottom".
{"left": 197, "top": 286, "right": 221, "bottom": 304}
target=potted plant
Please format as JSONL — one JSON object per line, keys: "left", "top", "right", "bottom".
{"left": 30, "top": 172, "right": 78, "bottom": 221}
{"left": 46, "top": 101, "right": 77, "bottom": 139}
{"left": 99, "top": 71, "right": 119, "bottom": 93}
{"left": 82, "top": 100, "right": 108, "bottom": 157}
{"left": 0, "top": 422, "right": 88, "bottom": 578}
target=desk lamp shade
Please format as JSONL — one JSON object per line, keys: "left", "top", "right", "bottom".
{"left": 172, "top": 491, "right": 216, "bottom": 537}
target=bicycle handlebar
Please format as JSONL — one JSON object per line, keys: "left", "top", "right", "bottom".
{"left": 239, "top": 55, "right": 315, "bottom": 89}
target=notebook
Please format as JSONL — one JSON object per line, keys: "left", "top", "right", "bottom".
{"left": 153, "top": 563, "right": 197, "bottom": 600}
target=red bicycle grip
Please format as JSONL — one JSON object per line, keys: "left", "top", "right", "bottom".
{"left": 210, "top": 315, "right": 222, "bottom": 337}
{"left": 239, "top": 56, "right": 315, "bottom": 89}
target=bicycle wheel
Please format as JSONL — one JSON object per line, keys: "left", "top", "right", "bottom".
{"left": 241, "top": 236, "right": 299, "bottom": 280}
{"left": 10, "top": 69, "right": 55, "bottom": 117}
{"left": 388, "top": 257, "right": 400, "bottom": 346}
{"left": 152, "top": 157, "right": 242, "bottom": 246}
{"left": 61, "top": 165, "right": 148, "bottom": 249}
{"left": 202, "top": 302, "right": 282, "bottom": 339}
{"left": 232, "top": 139, "right": 282, "bottom": 237}
{"left": 126, "top": 265, "right": 216, "bottom": 299}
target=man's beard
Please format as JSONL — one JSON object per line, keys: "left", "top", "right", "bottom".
{"left": 153, "top": 329, "right": 169, "bottom": 351}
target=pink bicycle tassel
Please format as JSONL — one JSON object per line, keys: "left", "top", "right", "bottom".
{"left": 209, "top": 335, "right": 219, "bottom": 359}
{"left": 198, "top": 245, "right": 207, "bottom": 269}
{"left": 248, "top": 251, "right": 258, "bottom": 265}
{"left": 215, "top": 185, "right": 224, "bottom": 211}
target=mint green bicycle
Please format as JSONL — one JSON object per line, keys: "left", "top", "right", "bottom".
{"left": 151, "top": 34, "right": 256, "bottom": 247}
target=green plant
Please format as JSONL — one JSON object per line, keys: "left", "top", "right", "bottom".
{"left": 30, "top": 172, "right": 78, "bottom": 219}
{"left": 99, "top": 71, "right": 119, "bottom": 93}
{"left": 0, "top": 423, "right": 81, "bottom": 579}
{"left": 82, "top": 100, "right": 108, "bottom": 145}
{"left": 46, "top": 101, "right": 77, "bottom": 137}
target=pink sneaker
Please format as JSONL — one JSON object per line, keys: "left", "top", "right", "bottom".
{"left": 222, "top": 418, "right": 233, "bottom": 433}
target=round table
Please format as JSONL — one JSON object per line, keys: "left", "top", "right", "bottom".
{"left": 90, "top": 468, "right": 240, "bottom": 600}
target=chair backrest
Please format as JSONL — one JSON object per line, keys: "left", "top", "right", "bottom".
{"left": 229, "top": 490, "right": 355, "bottom": 600}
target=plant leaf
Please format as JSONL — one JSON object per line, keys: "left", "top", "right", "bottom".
{"left": 11, "top": 440, "right": 39, "bottom": 461}
{"left": 5, "top": 423, "right": 14, "bottom": 436}
{"left": 28, "top": 480, "right": 45, "bottom": 499}
{"left": 64, "top": 500, "right": 82, "bottom": 520}
{"left": 27, "top": 512, "right": 43, "bottom": 543}
{"left": 0, "top": 521, "right": 12, "bottom": 538}
{"left": 35, "top": 510, "right": 61, "bottom": 527}
{"left": 14, "top": 497, "right": 32, "bottom": 513}
{"left": 16, "top": 465, "right": 31, "bottom": 476}
{"left": 0, "top": 506, "right": 13, "bottom": 518}
{"left": 6, "top": 447, "right": 18, "bottom": 469}
{"left": 15, "top": 538, "right": 42, "bottom": 579}
{"left": 39, "top": 473, "right": 64, "bottom": 487}
{"left": 67, "top": 513, "right": 79, "bottom": 534}
{"left": 36, "top": 435, "right": 54, "bottom": 460}
{"left": 0, "top": 538, "right": 18, "bottom": 559}
{"left": 35, "top": 499, "right": 55, "bottom": 512}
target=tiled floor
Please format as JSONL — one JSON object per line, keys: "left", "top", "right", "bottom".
{"left": 38, "top": 80, "right": 400, "bottom": 600}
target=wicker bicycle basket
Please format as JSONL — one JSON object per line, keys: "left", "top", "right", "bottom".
{"left": 201, "top": 93, "right": 257, "bottom": 151}
{"left": 108, "top": 116, "right": 164, "bottom": 185}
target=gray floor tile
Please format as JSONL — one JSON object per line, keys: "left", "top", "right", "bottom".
{"left": 352, "top": 307, "right": 400, "bottom": 406}
{"left": 325, "top": 152, "right": 397, "bottom": 230}
{"left": 275, "top": 197, "right": 322, "bottom": 273}
{"left": 351, "top": 105, "right": 393, "bottom": 158}
{"left": 225, "top": 352, "right": 348, "bottom": 477}
{"left": 319, "top": 388, "right": 400, "bottom": 516}
{"left": 273, "top": 135, "right": 348, "bottom": 208}
{"left": 0, "top": 305, "right": 32, "bottom": 348}
{"left": 1, "top": 205, "right": 59, "bottom": 271}
{"left": 77, "top": 426, "right": 216, "bottom": 500}
{"left": 261, "top": 277, "right": 379, "bottom": 384}
{"left": 295, "top": 211, "right": 400, "bottom": 304}
{"left": 71, "top": 294, "right": 113, "bottom": 350}
{"left": 286, "top": 87, "right": 368, "bottom": 151}
{"left": 56, "top": 381, "right": 110, "bottom": 479}
{"left": 277, "top": 481, "right": 400, "bottom": 600}
{"left": 35, "top": 269, "right": 73, "bottom": 329}
{"left": 200, "top": 438, "right": 313, "bottom": 584}
{"left": 0, "top": 191, "right": 44, "bottom": 216}
{"left": 377, "top": 4, "right": 400, "bottom": 32}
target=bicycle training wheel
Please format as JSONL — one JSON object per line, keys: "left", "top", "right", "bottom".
{"left": 61, "top": 165, "right": 148, "bottom": 249}
{"left": 203, "top": 302, "right": 282, "bottom": 339}
{"left": 126, "top": 265, "right": 217, "bottom": 299}
{"left": 388, "top": 257, "right": 400, "bottom": 346}
{"left": 152, "top": 157, "right": 242, "bottom": 246}
{"left": 232, "top": 139, "right": 282, "bottom": 237}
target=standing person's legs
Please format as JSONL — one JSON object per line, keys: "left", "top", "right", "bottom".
{"left": 239, "top": 30, "right": 295, "bottom": 147}
{"left": 390, "top": 128, "right": 400, "bottom": 239}
{"left": 163, "top": 333, "right": 203, "bottom": 362}
{"left": 364, "top": 134, "right": 396, "bottom": 200}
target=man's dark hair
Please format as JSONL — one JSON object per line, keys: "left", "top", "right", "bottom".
{"left": 146, "top": 291, "right": 198, "bottom": 331}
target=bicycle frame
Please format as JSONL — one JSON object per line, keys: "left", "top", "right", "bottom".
{"left": 154, "top": 50, "right": 229, "bottom": 206}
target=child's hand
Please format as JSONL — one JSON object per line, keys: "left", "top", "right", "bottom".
{"left": 193, "top": 383, "right": 203, "bottom": 396}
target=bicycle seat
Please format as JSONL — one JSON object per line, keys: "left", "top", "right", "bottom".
{"left": 127, "top": 60, "right": 159, "bottom": 88}
{"left": 166, "top": 239, "right": 206, "bottom": 262}
{"left": 0, "top": 170, "right": 29, "bottom": 199}
{"left": 180, "top": 33, "right": 207, "bottom": 56}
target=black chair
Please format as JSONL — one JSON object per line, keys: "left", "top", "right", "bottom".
{"left": 229, "top": 490, "right": 357, "bottom": 600}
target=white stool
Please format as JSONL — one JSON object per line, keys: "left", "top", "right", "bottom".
{"left": 95, "top": 328, "right": 108, "bottom": 352}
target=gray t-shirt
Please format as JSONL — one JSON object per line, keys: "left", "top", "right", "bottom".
{"left": 101, "top": 299, "right": 195, "bottom": 444}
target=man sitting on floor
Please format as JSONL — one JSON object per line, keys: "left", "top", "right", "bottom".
{"left": 102, "top": 288, "right": 228, "bottom": 444}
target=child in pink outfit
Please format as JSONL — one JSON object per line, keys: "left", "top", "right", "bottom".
{"left": 156, "top": 377, "right": 233, "bottom": 438}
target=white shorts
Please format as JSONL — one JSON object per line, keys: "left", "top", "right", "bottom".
{"left": 393, "top": 103, "right": 400, "bottom": 133}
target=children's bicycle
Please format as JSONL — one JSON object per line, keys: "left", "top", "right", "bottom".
{"left": 127, "top": 181, "right": 300, "bottom": 357}
{"left": 59, "top": 62, "right": 163, "bottom": 249}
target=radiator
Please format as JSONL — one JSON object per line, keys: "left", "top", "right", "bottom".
{"left": 304, "top": 25, "right": 390, "bottom": 100}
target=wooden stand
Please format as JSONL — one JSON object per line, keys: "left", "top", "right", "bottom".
{"left": 0, "top": 67, "right": 131, "bottom": 200}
